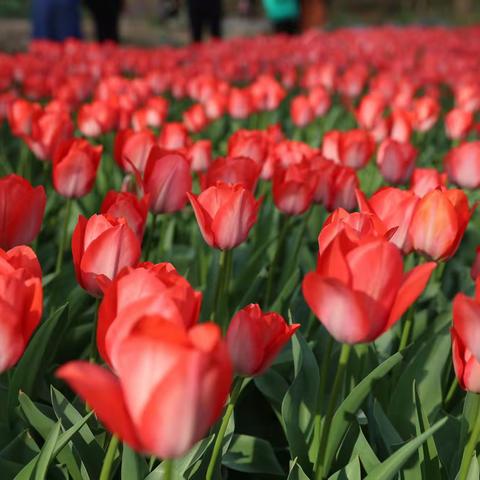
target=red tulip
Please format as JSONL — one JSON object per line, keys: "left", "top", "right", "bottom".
{"left": 8, "top": 99, "right": 41, "bottom": 137}
{"left": 322, "top": 129, "right": 375, "bottom": 170}
{"left": 0, "top": 245, "right": 43, "bottom": 372}
{"left": 452, "top": 281, "right": 480, "bottom": 392}
{"left": 201, "top": 156, "right": 261, "bottom": 192}
{"left": 143, "top": 147, "right": 192, "bottom": 214}
{"left": 158, "top": 122, "right": 190, "bottom": 150}
{"left": 100, "top": 191, "right": 149, "bottom": 240}
{"left": 376, "top": 139, "right": 416, "bottom": 185}
{"left": 356, "top": 93, "right": 385, "bottom": 130}
{"left": 308, "top": 85, "right": 331, "bottom": 117}
{"left": 131, "top": 97, "right": 168, "bottom": 131}
{"left": 303, "top": 234, "right": 435, "bottom": 344}
{"left": 227, "top": 129, "right": 270, "bottom": 166}
{"left": 0, "top": 175, "right": 46, "bottom": 249}
{"left": 290, "top": 95, "right": 314, "bottom": 127}
{"left": 444, "top": 142, "right": 480, "bottom": 190}
{"left": 97, "top": 262, "right": 202, "bottom": 366}
{"left": 311, "top": 156, "right": 359, "bottom": 212}
{"left": 445, "top": 108, "right": 473, "bottom": 140}
{"left": 114, "top": 129, "right": 156, "bottom": 174}
{"left": 53, "top": 139, "right": 102, "bottom": 198}
{"left": 387, "top": 109, "right": 412, "bottom": 143}
{"left": 272, "top": 162, "right": 315, "bottom": 215}
{"left": 412, "top": 96, "right": 440, "bottom": 132}
{"left": 183, "top": 104, "right": 208, "bottom": 133}
{"left": 409, "top": 189, "right": 473, "bottom": 261}
{"left": 410, "top": 168, "right": 447, "bottom": 198}
{"left": 226, "top": 304, "right": 300, "bottom": 376}
{"left": 78, "top": 101, "right": 117, "bottom": 138}
{"left": 471, "top": 247, "right": 480, "bottom": 281}
{"left": 357, "top": 187, "right": 418, "bottom": 253}
{"left": 228, "top": 88, "right": 253, "bottom": 119}
{"left": 187, "top": 182, "right": 261, "bottom": 250}
{"left": 188, "top": 140, "right": 212, "bottom": 173}
{"left": 57, "top": 320, "right": 232, "bottom": 459}
{"left": 72, "top": 214, "right": 141, "bottom": 296}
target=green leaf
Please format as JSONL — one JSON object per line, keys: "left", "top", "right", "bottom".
{"left": 466, "top": 452, "right": 480, "bottom": 480}
{"left": 222, "top": 434, "right": 284, "bottom": 475}
{"left": 412, "top": 381, "right": 441, "bottom": 478}
{"left": 364, "top": 417, "right": 447, "bottom": 480}
{"left": 328, "top": 456, "right": 361, "bottom": 480}
{"left": 50, "top": 385, "right": 103, "bottom": 478}
{"left": 8, "top": 305, "right": 68, "bottom": 419}
{"left": 254, "top": 369, "right": 289, "bottom": 416}
{"left": 287, "top": 459, "right": 310, "bottom": 480}
{"left": 34, "top": 421, "right": 62, "bottom": 480}
{"left": 0, "top": 429, "right": 39, "bottom": 465}
{"left": 351, "top": 427, "right": 380, "bottom": 474}
{"left": 121, "top": 445, "right": 148, "bottom": 480}
{"left": 281, "top": 331, "right": 319, "bottom": 475}
{"left": 271, "top": 269, "right": 300, "bottom": 312}
{"left": 323, "top": 352, "right": 403, "bottom": 474}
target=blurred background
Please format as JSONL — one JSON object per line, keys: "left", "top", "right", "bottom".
{"left": 0, "top": 0, "right": 479, "bottom": 51}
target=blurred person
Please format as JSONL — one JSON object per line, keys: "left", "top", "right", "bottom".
{"left": 32, "top": 0, "right": 82, "bottom": 40}
{"left": 262, "top": 0, "right": 299, "bottom": 34}
{"left": 301, "top": 0, "right": 327, "bottom": 30}
{"left": 187, "top": 0, "right": 223, "bottom": 43}
{"left": 84, "top": 0, "right": 124, "bottom": 42}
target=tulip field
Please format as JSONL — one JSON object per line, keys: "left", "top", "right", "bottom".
{"left": 3, "top": 26, "right": 480, "bottom": 479}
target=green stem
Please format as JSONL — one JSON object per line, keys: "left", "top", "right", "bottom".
{"left": 143, "top": 213, "right": 158, "bottom": 261}
{"left": 163, "top": 459, "right": 173, "bottom": 480}
{"left": 398, "top": 307, "right": 415, "bottom": 351}
{"left": 444, "top": 377, "right": 458, "bottom": 410}
{"left": 206, "top": 378, "right": 244, "bottom": 480}
{"left": 55, "top": 198, "right": 73, "bottom": 275}
{"left": 264, "top": 216, "right": 290, "bottom": 307}
{"left": 99, "top": 435, "right": 119, "bottom": 480}
{"left": 458, "top": 394, "right": 480, "bottom": 480}
{"left": 16, "top": 142, "right": 30, "bottom": 178}
{"left": 312, "top": 335, "right": 334, "bottom": 458}
{"left": 315, "top": 343, "right": 352, "bottom": 479}
{"left": 212, "top": 249, "right": 233, "bottom": 329}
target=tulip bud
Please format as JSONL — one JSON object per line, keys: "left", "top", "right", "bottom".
{"left": 114, "top": 129, "right": 156, "bottom": 174}
{"left": 444, "top": 142, "right": 480, "bottom": 190}
{"left": 410, "top": 168, "right": 447, "bottom": 198}
{"left": 376, "top": 139, "right": 416, "bottom": 185}
{"left": 445, "top": 108, "right": 473, "bottom": 140}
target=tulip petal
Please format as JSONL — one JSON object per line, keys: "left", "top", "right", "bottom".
{"left": 453, "top": 292, "right": 480, "bottom": 362}
{"left": 56, "top": 361, "right": 142, "bottom": 450}
{"left": 187, "top": 192, "right": 215, "bottom": 247}
{"left": 386, "top": 261, "right": 436, "bottom": 331}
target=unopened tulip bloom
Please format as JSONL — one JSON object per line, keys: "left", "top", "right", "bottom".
{"left": 227, "top": 304, "right": 299, "bottom": 376}
{"left": 410, "top": 168, "right": 447, "bottom": 198}
{"left": 100, "top": 191, "right": 149, "bottom": 240}
{"left": 188, "top": 140, "right": 212, "bottom": 172}
{"left": 114, "top": 129, "right": 156, "bottom": 174}
{"left": 412, "top": 96, "right": 440, "bottom": 132}
{"left": 201, "top": 156, "right": 261, "bottom": 192}
{"left": 311, "top": 157, "right": 359, "bottom": 212}
{"left": 303, "top": 234, "right": 435, "bottom": 344}
{"left": 53, "top": 139, "right": 102, "bottom": 198}
{"left": 78, "top": 101, "right": 117, "bottom": 138}
{"left": 143, "top": 147, "right": 192, "bottom": 214}
{"left": 471, "top": 247, "right": 480, "bottom": 281}
{"left": 356, "top": 93, "right": 385, "bottom": 130}
{"left": 0, "top": 245, "right": 43, "bottom": 372}
{"left": 452, "top": 280, "right": 480, "bottom": 392}
{"left": 290, "top": 95, "right": 314, "bottom": 127}
{"left": 308, "top": 85, "right": 331, "bottom": 117}
{"left": 8, "top": 99, "right": 42, "bottom": 137}
{"left": 97, "top": 262, "right": 202, "bottom": 366}
{"left": 0, "top": 175, "right": 46, "bottom": 250}
{"left": 228, "top": 88, "right": 252, "bottom": 119}
{"left": 183, "top": 104, "right": 208, "bottom": 133}
{"left": 57, "top": 320, "right": 232, "bottom": 459}
{"left": 444, "top": 142, "right": 480, "bottom": 190}
{"left": 72, "top": 214, "right": 141, "bottom": 296}
{"left": 187, "top": 182, "right": 261, "bottom": 250}
{"left": 445, "top": 108, "right": 473, "bottom": 140}
{"left": 409, "top": 189, "right": 473, "bottom": 261}
{"left": 227, "top": 129, "right": 269, "bottom": 166}
{"left": 158, "top": 122, "right": 190, "bottom": 150}
{"left": 322, "top": 129, "right": 375, "bottom": 170}
{"left": 376, "top": 139, "right": 416, "bottom": 185}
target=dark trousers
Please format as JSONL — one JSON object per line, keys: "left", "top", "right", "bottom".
{"left": 85, "top": 0, "right": 121, "bottom": 42}
{"left": 32, "top": 0, "right": 81, "bottom": 41}
{"left": 187, "top": 0, "right": 222, "bottom": 43}
{"left": 273, "top": 19, "right": 298, "bottom": 35}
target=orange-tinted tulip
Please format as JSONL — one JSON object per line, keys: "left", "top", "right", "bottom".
{"left": 143, "top": 147, "right": 192, "bottom": 214}
{"left": 72, "top": 214, "right": 141, "bottom": 296}
{"left": 226, "top": 304, "right": 299, "bottom": 376}
{"left": 0, "top": 245, "right": 43, "bottom": 372}
{"left": 409, "top": 189, "right": 473, "bottom": 261}
{"left": 57, "top": 320, "right": 232, "bottom": 459}
{"left": 0, "top": 175, "right": 46, "bottom": 249}
{"left": 444, "top": 142, "right": 480, "bottom": 190}
{"left": 100, "top": 191, "right": 149, "bottom": 241}
{"left": 53, "top": 138, "right": 102, "bottom": 198}
{"left": 188, "top": 182, "right": 261, "bottom": 250}
{"left": 303, "top": 234, "right": 435, "bottom": 344}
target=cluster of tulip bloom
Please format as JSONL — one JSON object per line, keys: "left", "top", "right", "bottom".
{"left": 2, "top": 25, "right": 480, "bottom": 480}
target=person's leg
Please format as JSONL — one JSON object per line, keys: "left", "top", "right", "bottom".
{"left": 187, "top": 0, "right": 203, "bottom": 42}
{"left": 208, "top": 0, "right": 222, "bottom": 39}
{"left": 53, "top": 0, "right": 82, "bottom": 40}
{"left": 32, "top": 0, "right": 54, "bottom": 40}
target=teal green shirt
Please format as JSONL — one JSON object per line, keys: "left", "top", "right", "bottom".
{"left": 262, "top": 0, "right": 300, "bottom": 21}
